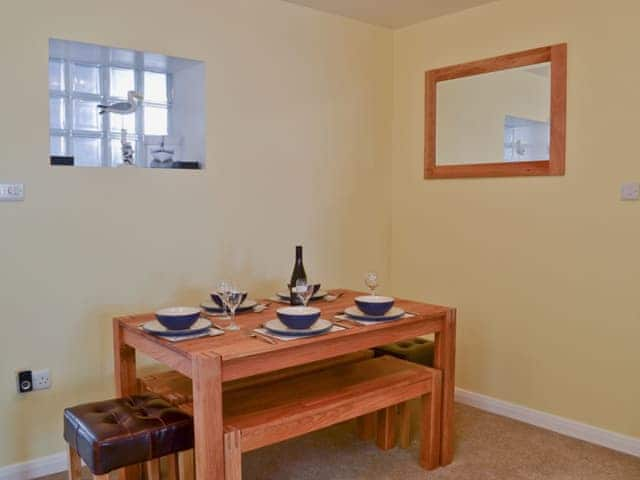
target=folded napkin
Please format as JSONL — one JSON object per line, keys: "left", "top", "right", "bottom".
{"left": 334, "top": 313, "right": 415, "bottom": 326}
{"left": 139, "top": 326, "right": 225, "bottom": 343}
{"left": 254, "top": 325, "right": 345, "bottom": 341}
{"left": 163, "top": 329, "right": 225, "bottom": 342}
{"left": 268, "top": 296, "right": 292, "bottom": 304}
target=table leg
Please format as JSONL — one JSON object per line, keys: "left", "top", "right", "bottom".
{"left": 192, "top": 352, "right": 224, "bottom": 479}
{"left": 433, "top": 309, "right": 456, "bottom": 466}
{"left": 113, "top": 319, "right": 140, "bottom": 480}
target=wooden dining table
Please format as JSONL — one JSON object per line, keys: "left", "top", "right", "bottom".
{"left": 113, "top": 289, "right": 456, "bottom": 479}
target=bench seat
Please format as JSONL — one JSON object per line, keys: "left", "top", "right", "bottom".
{"left": 182, "top": 355, "right": 441, "bottom": 479}
{"left": 139, "top": 350, "right": 375, "bottom": 405}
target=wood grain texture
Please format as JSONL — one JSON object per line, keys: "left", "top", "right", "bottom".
{"left": 139, "top": 350, "right": 375, "bottom": 406}
{"left": 224, "top": 430, "right": 242, "bottom": 480}
{"left": 423, "top": 370, "right": 443, "bottom": 470}
{"left": 166, "top": 454, "right": 179, "bottom": 480}
{"left": 121, "top": 325, "right": 192, "bottom": 376}
{"left": 424, "top": 43, "right": 567, "bottom": 179}
{"left": 67, "top": 446, "right": 82, "bottom": 480}
{"left": 549, "top": 43, "right": 567, "bottom": 176}
{"left": 146, "top": 459, "right": 160, "bottom": 480}
{"left": 434, "top": 308, "right": 456, "bottom": 465}
{"left": 356, "top": 413, "right": 377, "bottom": 441}
{"left": 112, "top": 318, "right": 140, "bottom": 480}
{"left": 376, "top": 407, "right": 396, "bottom": 451}
{"left": 178, "top": 450, "right": 194, "bottom": 480}
{"left": 115, "top": 289, "right": 456, "bottom": 469}
{"left": 222, "top": 357, "right": 437, "bottom": 459}
{"left": 398, "top": 402, "right": 412, "bottom": 449}
{"left": 192, "top": 352, "right": 224, "bottom": 480}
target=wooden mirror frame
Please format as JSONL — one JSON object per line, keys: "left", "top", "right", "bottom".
{"left": 424, "top": 44, "right": 567, "bottom": 179}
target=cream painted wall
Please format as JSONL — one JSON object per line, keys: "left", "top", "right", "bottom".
{"left": 3, "top": 0, "right": 639, "bottom": 469}
{"left": 392, "top": 0, "right": 640, "bottom": 438}
{"left": 0, "top": 0, "right": 392, "bottom": 466}
{"left": 437, "top": 67, "right": 550, "bottom": 165}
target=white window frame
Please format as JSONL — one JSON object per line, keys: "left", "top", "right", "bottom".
{"left": 49, "top": 58, "right": 172, "bottom": 167}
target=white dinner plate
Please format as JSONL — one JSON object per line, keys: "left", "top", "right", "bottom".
{"left": 344, "top": 306, "right": 405, "bottom": 322}
{"left": 263, "top": 318, "right": 333, "bottom": 336}
{"left": 143, "top": 318, "right": 212, "bottom": 336}
{"left": 276, "top": 290, "right": 328, "bottom": 301}
{"left": 201, "top": 299, "right": 258, "bottom": 313}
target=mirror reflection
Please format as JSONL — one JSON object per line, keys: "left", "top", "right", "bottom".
{"left": 48, "top": 38, "right": 205, "bottom": 169}
{"left": 436, "top": 62, "right": 550, "bottom": 165}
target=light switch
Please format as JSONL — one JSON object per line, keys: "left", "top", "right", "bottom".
{"left": 0, "top": 183, "right": 24, "bottom": 201}
{"left": 620, "top": 182, "right": 640, "bottom": 201}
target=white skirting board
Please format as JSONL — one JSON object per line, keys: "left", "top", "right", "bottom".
{"left": 455, "top": 388, "right": 640, "bottom": 458}
{"left": 0, "top": 452, "right": 67, "bottom": 480}
{"left": 1, "top": 389, "right": 638, "bottom": 480}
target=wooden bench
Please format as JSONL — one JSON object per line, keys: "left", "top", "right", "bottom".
{"left": 139, "top": 350, "right": 375, "bottom": 403}
{"left": 180, "top": 356, "right": 441, "bottom": 479}
{"left": 139, "top": 351, "right": 377, "bottom": 478}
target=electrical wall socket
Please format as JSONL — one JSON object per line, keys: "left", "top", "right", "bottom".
{"left": 32, "top": 369, "right": 51, "bottom": 391}
{"left": 620, "top": 182, "right": 640, "bottom": 201}
{"left": 0, "top": 183, "right": 25, "bottom": 201}
{"left": 17, "top": 370, "right": 33, "bottom": 393}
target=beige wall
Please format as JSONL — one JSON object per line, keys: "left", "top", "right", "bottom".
{"left": 392, "top": 0, "right": 640, "bottom": 438}
{"left": 437, "top": 67, "right": 550, "bottom": 165}
{"left": 0, "top": 0, "right": 393, "bottom": 466}
{"left": 3, "top": 0, "right": 639, "bottom": 470}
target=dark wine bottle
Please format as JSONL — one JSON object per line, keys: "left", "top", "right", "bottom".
{"left": 289, "top": 246, "right": 307, "bottom": 305}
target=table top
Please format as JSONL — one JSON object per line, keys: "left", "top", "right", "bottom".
{"left": 116, "top": 289, "right": 452, "bottom": 381}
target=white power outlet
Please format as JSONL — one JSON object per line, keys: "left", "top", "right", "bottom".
{"left": 32, "top": 369, "right": 51, "bottom": 391}
{"left": 620, "top": 182, "right": 640, "bottom": 201}
{"left": 0, "top": 183, "right": 25, "bottom": 201}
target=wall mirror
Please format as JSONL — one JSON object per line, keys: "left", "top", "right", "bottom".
{"left": 425, "top": 44, "right": 567, "bottom": 179}
{"left": 49, "top": 38, "right": 205, "bottom": 169}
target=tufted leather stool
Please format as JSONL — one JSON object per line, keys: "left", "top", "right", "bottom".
{"left": 373, "top": 338, "right": 435, "bottom": 449}
{"left": 64, "top": 393, "right": 194, "bottom": 480}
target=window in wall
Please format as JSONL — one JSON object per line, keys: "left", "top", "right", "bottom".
{"left": 48, "top": 38, "right": 205, "bottom": 169}
{"left": 48, "top": 59, "right": 171, "bottom": 167}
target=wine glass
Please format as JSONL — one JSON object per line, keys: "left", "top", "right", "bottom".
{"left": 294, "top": 278, "right": 316, "bottom": 307}
{"left": 221, "top": 283, "right": 244, "bottom": 331}
{"left": 365, "top": 272, "right": 378, "bottom": 296}
{"left": 217, "top": 281, "right": 231, "bottom": 318}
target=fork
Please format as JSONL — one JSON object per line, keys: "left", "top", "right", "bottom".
{"left": 253, "top": 302, "right": 271, "bottom": 313}
{"left": 249, "top": 332, "right": 277, "bottom": 345}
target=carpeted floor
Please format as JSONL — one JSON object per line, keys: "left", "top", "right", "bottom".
{"left": 41, "top": 403, "right": 640, "bottom": 479}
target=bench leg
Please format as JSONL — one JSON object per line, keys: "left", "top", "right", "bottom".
{"left": 166, "top": 453, "right": 180, "bottom": 480}
{"left": 67, "top": 446, "right": 82, "bottom": 480}
{"left": 355, "top": 413, "right": 376, "bottom": 441}
{"left": 376, "top": 407, "right": 396, "bottom": 450}
{"left": 420, "top": 371, "right": 442, "bottom": 470}
{"left": 398, "top": 402, "right": 412, "bottom": 449}
{"left": 224, "top": 430, "right": 242, "bottom": 480}
{"left": 146, "top": 459, "right": 160, "bottom": 480}
{"left": 178, "top": 450, "right": 195, "bottom": 480}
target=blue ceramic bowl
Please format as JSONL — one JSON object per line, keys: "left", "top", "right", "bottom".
{"left": 354, "top": 296, "right": 395, "bottom": 317}
{"left": 210, "top": 291, "right": 248, "bottom": 308}
{"left": 155, "top": 307, "right": 201, "bottom": 331}
{"left": 276, "top": 306, "right": 321, "bottom": 329}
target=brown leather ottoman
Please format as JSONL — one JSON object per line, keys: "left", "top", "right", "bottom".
{"left": 64, "top": 393, "right": 193, "bottom": 479}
